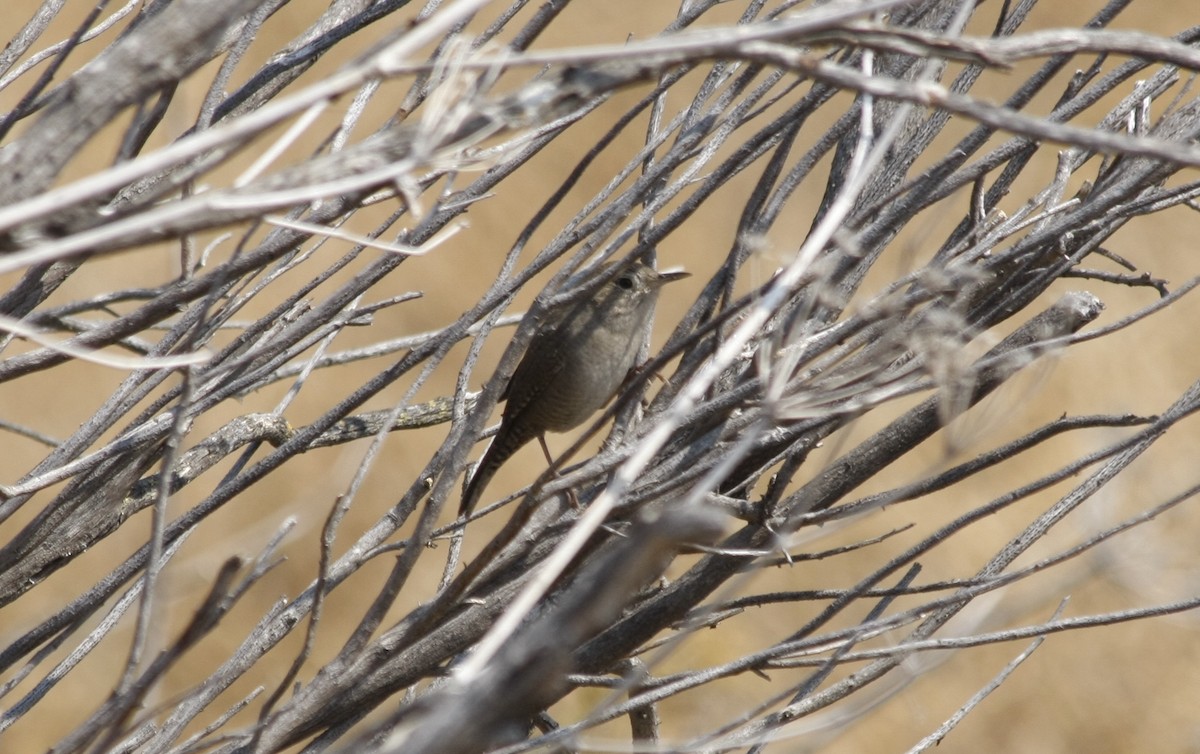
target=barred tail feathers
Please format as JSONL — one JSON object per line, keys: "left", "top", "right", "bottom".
{"left": 459, "top": 424, "right": 536, "bottom": 517}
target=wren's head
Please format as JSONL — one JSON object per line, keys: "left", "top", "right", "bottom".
{"left": 586, "top": 260, "right": 690, "bottom": 324}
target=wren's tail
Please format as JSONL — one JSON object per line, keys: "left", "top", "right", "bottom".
{"left": 459, "top": 425, "right": 536, "bottom": 517}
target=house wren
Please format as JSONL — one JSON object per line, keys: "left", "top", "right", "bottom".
{"left": 460, "top": 260, "right": 688, "bottom": 517}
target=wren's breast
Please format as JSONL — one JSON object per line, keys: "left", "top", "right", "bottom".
{"left": 532, "top": 332, "right": 634, "bottom": 432}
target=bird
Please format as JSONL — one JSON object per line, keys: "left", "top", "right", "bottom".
{"left": 459, "top": 259, "right": 688, "bottom": 517}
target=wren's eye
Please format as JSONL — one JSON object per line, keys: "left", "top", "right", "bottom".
{"left": 616, "top": 275, "right": 635, "bottom": 290}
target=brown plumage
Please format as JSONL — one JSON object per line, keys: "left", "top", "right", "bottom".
{"left": 459, "top": 260, "right": 688, "bottom": 517}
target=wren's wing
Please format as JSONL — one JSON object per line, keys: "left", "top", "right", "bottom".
{"left": 461, "top": 320, "right": 570, "bottom": 516}
{"left": 499, "top": 302, "right": 570, "bottom": 402}
{"left": 497, "top": 319, "right": 570, "bottom": 434}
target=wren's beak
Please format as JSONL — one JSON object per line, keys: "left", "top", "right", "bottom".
{"left": 653, "top": 269, "right": 691, "bottom": 287}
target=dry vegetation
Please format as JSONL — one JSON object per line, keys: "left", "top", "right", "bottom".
{"left": 1, "top": 0, "right": 1199, "bottom": 752}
